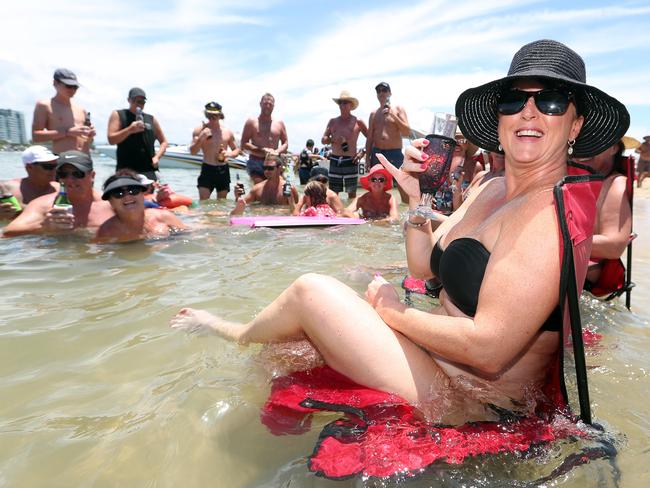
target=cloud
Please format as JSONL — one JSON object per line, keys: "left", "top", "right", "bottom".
{"left": 1, "top": 0, "right": 649, "bottom": 152}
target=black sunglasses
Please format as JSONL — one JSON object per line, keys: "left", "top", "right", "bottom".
{"left": 36, "top": 163, "right": 58, "bottom": 170}
{"left": 497, "top": 88, "right": 574, "bottom": 116}
{"left": 263, "top": 165, "right": 278, "bottom": 171}
{"left": 314, "top": 176, "right": 329, "bottom": 183}
{"left": 370, "top": 177, "right": 386, "bottom": 183}
{"left": 108, "top": 186, "right": 144, "bottom": 199}
{"left": 57, "top": 169, "right": 87, "bottom": 179}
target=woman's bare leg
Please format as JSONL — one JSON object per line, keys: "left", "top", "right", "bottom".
{"left": 171, "top": 273, "right": 448, "bottom": 404}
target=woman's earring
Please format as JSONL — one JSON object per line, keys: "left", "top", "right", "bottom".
{"left": 567, "top": 139, "right": 576, "bottom": 156}
{"left": 497, "top": 144, "right": 503, "bottom": 152}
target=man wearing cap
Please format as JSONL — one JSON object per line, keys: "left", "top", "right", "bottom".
{"left": 107, "top": 87, "right": 168, "bottom": 181}
{"left": 366, "top": 82, "right": 410, "bottom": 202}
{"left": 0, "top": 146, "right": 60, "bottom": 220}
{"left": 240, "top": 93, "right": 289, "bottom": 184}
{"left": 32, "top": 68, "right": 96, "bottom": 154}
{"left": 189, "top": 102, "right": 241, "bottom": 200}
{"left": 321, "top": 90, "right": 368, "bottom": 199}
{"left": 3, "top": 151, "right": 114, "bottom": 237}
{"left": 635, "top": 135, "right": 650, "bottom": 188}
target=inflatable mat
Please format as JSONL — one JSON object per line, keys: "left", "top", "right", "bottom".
{"left": 230, "top": 216, "right": 365, "bottom": 228}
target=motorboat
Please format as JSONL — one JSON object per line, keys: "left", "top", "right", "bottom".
{"left": 96, "top": 144, "right": 247, "bottom": 170}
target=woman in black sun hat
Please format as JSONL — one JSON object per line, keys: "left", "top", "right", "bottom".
{"left": 172, "top": 40, "right": 629, "bottom": 422}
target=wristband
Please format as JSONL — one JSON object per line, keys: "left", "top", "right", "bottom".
{"left": 405, "top": 217, "right": 428, "bottom": 228}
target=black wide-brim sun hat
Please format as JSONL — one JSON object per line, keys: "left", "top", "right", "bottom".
{"left": 455, "top": 39, "right": 630, "bottom": 158}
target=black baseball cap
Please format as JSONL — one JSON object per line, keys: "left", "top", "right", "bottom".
{"left": 309, "top": 166, "right": 329, "bottom": 180}
{"left": 54, "top": 68, "right": 80, "bottom": 87}
{"left": 128, "top": 87, "right": 147, "bottom": 100}
{"left": 56, "top": 151, "right": 93, "bottom": 172}
{"left": 375, "top": 81, "right": 391, "bottom": 92}
{"left": 204, "top": 101, "right": 224, "bottom": 118}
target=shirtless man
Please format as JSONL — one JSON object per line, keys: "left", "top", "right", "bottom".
{"left": 321, "top": 91, "right": 368, "bottom": 199}
{"left": 3, "top": 151, "right": 114, "bottom": 237}
{"left": 635, "top": 135, "right": 650, "bottom": 188}
{"left": 240, "top": 93, "right": 288, "bottom": 184}
{"left": 366, "top": 82, "right": 410, "bottom": 202}
{"left": 189, "top": 102, "right": 241, "bottom": 200}
{"left": 0, "top": 146, "right": 59, "bottom": 221}
{"left": 230, "top": 155, "right": 298, "bottom": 215}
{"left": 32, "top": 69, "right": 95, "bottom": 154}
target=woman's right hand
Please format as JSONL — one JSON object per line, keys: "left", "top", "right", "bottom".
{"left": 376, "top": 138, "right": 430, "bottom": 203}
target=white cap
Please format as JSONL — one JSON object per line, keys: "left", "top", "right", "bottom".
{"left": 136, "top": 174, "right": 155, "bottom": 185}
{"left": 22, "top": 146, "right": 58, "bottom": 165}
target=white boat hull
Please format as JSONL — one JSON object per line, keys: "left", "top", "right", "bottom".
{"left": 96, "top": 145, "right": 247, "bottom": 170}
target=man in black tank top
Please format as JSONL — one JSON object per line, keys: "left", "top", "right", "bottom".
{"left": 107, "top": 87, "right": 169, "bottom": 181}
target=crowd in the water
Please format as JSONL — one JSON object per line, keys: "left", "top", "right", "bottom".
{"left": 0, "top": 39, "right": 640, "bottom": 421}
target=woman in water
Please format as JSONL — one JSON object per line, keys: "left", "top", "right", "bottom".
{"left": 95, "top": 172, "right": 186, "bottom": 243}
{"left": 171, "top": 40, "right": 628, "bottom": 421}
{"left": 343, "top": 164, "right": 399, "bottom": 221}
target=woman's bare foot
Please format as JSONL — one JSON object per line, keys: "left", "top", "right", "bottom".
{"left": 170, "top": 307, "right": 243, "bottom": 340}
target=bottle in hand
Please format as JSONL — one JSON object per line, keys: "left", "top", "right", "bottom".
{"left": 0, "top": 183, "right": 22, "bottom": 212}
{"left": 53, "top": 183, "right": 72, "bottom": 212}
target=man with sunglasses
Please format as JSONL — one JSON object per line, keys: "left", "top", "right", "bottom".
{"left": 0, "top": 146, "right": 60, "bottom": 221}
{"left": 322, "top": 91, "right": 368, "bottom": 200}
{"left": 189, "top": 102, "right": 241, "bottom": 200}
{"left": 107, "top": 87, "right": 169, "bottom": 181}
{"left": 240, "top": 93, "right": 289, "bottom": 184}
{"left": 3, "top": 151, "right": 114, "bottom": 237}
{"left": 32, "top": 68, "right": 96, "bottom": 154}
{"left": 230, "top": 155, "right": 298, "bottom": 216}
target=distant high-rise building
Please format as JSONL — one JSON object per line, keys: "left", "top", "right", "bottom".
{"left": 0, "top": 109, "right": 28, "bottom": 144}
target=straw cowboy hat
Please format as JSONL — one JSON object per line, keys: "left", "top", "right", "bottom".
{"left": 455, "top": 39, "right": 629, "bottom": 158}
{"left": 333, "top": 90, "right": 359, "bottom": 111}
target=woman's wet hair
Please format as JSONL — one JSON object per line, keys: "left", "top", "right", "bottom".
{"left": 304, "top": 181, "right": 328, "bottom": 206}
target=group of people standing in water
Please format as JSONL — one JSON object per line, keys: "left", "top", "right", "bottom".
{"left": 0, "top": 39, "right": 638, "bottom": 426}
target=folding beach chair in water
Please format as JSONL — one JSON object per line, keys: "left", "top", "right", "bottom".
{"left": 583, "top": 156, "right": 636, "bottom": 309}
{"left": 258, "top": 164, "right": 618, "bottom": 483}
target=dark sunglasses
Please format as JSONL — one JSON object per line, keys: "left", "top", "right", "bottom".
{"left": 263, "top": 165, "right": 278, "bottom": 171}
{"left": 205, "top": 114, "right": 220, "bottom": 120}
{"left": 108, "top": 186, "right": 144, "bottom": 199}
{"left": 36, "top": 163, "right": 58, "bottom": 170}
{"left": 57, "top": 169, "right": 87, "bottom": 179}
{"left": 497, "top": 88, "right": 574, "bottom": 116}
{"left": 370, "top": 177, "right": 386, "bottom": 183}
{"left": 133, "top": 98, "right": 146, "bottom": 105}
{"left": 376, "top": 87, "right": 390, "bottom": 93}
{"left": 60, "top": 83, "right": 78, "bottom": 90}
{"left": 314, "top": 176, "right": 329, "bottom": 183}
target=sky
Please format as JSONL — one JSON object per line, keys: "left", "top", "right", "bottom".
{"left": 2, "top": 0, "right": 650, "bottom": 153}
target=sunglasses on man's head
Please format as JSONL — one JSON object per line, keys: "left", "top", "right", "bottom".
{"left": 370, "top": 177, "right": 386, "bottom": 183}
{"left": 36, "top": 163, "right": 58, "bottom": 171}
{"left": 108, "top": 186, "right": 144, "bottom": 199}
{"left": 263, "top": 165, "right": 278, "bottom": 171}
{"left": 57, "top": 169, "right": 86, "bottom": 179}
{"left": 497, "top": 88, "right": 574, "bottom": 116}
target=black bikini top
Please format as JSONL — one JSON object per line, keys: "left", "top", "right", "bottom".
{"left": 430, "top": 237, "right": 561, "bottom": 332}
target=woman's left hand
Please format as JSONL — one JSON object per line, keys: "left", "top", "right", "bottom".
{"left": 365, "top": 275, "right": 401, "bottom": 317}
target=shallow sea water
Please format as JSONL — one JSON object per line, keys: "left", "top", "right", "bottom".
{"left": 0, "top": 151, "right": 649, "bottom": 487}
